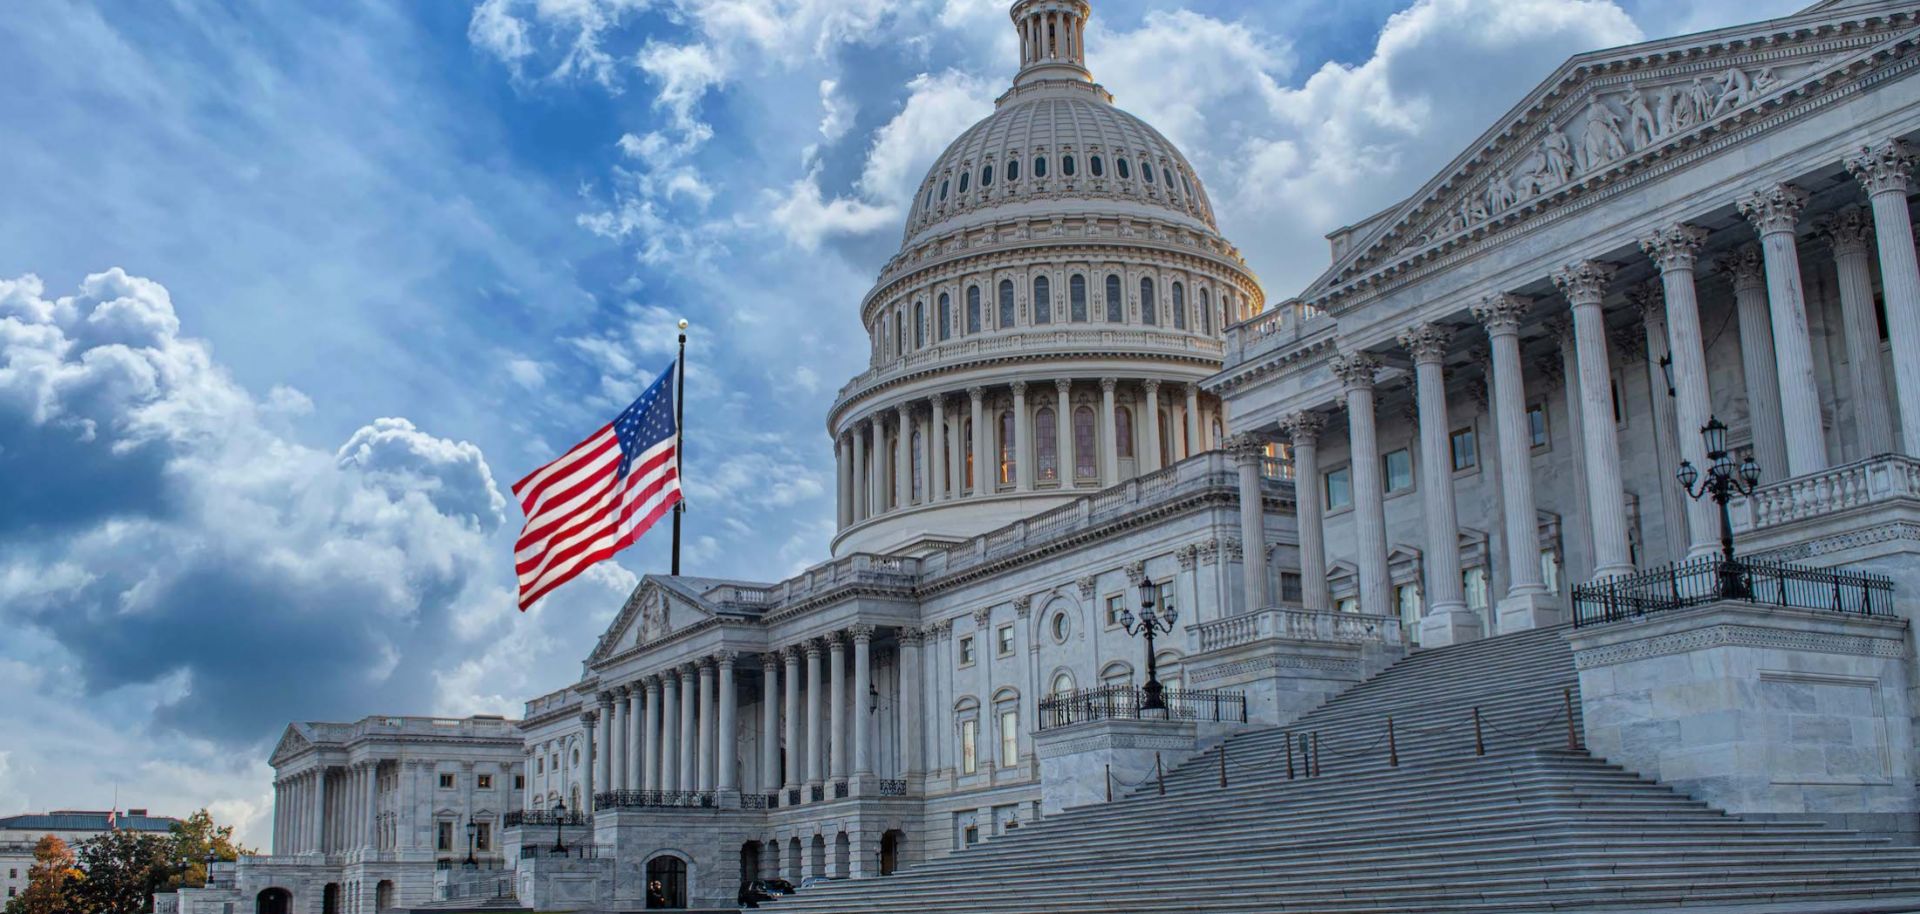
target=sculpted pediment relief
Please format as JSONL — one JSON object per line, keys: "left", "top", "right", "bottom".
{"left": 587, "top": 578, "right": 713, "bottom": 664}
{"left": 268, "top": 725, "right": 313, "bottom": 767}
{"left": 1313, "top": 6, "right": 1914, "bottom": 299}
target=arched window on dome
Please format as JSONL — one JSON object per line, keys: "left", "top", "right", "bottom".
{"left": 911, "top": 427, "right": 924, "bottom": 502}
{"left": 914, "top": 301, "right": 926, "bottom": 349}
{"left": 1182, "top": 172, "right": 1194, "bottom": 198}
{"left": 1116, "top": 405, "right": 1135, "bottom": 459}
{"left": 1090, "top": 156, "right": 1104, "bottom": 177}
{"left": 924, "top": 186, "right": 934, "bottom": 208}
{"left": 1172, "top": 282, "right": 1187, "bottom": 330}
{"left": 997, "top": 280, "right": 1015, "bottom": 329}
{"left": 1117, "top": 157, "right": 1131, "bottom": 180}
{"left": 1007, "top": 158, "right": 1020, "bottom": 182}
{"left": 998, "top": 410, "right": 1016, "bottom": 486}
{"left": 1142, "top": 162, "right": 1156, "bottom": 184}
{"left": 1033, "top": 156, "right": 1048, "bottom": 178}
{"left": 1199, "top": 288, "right": 1212, "bottom": 335}
{"left": 1033, "top": 276, "right": 1051, "bottom": 325}
{"left": 1035, "top": 406, "right": 1057, "bottom": 482}
{"left": 940, "top": 178, "right": 949, "bottom": 200}
{"left": 1062, "top": 156, "right": 1076, "bottom": 177}
{"left": 964, "top": 418, "right": 975, "bottom": 491}
{"left": 1105, "top": 274, "right": 1123, "bottom": 323}
{"left": 897, "top": 308, "right": 907, "bottom": 354}
{"left": 1069, "top": 274, "right": 1087, "bottom": 322}
{"left": 982, "top": 164, "right": 994, "bottom": 188}
{"left": 938, "top": 293, "right": 952, "bottom": 341}
{"left": 881, "top": 312, "right": 893, "bottom": 358}
{"left": 1140, "top": 278, "right": 1157, "bottom": 325}
{"left": 959, "top": 171, "right": 970, "bottom": 194}
{"left": 1159, "top": 409, "right": 1174, "bottom": 463}
{"left": 1073, "top": 405, "right": 1097, "bottom": 478}
{"left": 967, "top": 286, "right": 982, "bottom": 334}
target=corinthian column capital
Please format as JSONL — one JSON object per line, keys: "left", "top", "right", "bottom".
{"left": 1638, "top": 223, "right": 1709, "bottom": 273}
{"left": 1717, "top": 244, "right": 1767, "bottom": 293}
{"left": 1551, "top": 260, "right": 1618, "bottom": 305}
{"left": 1737, "top": 183, "right": 1810, "bottom": 236}
{"left": 1396, "top": 323, "right": 1453, "bottom": 364}
{"left": 1330, "top": 351, "right": 1379, "bottom": 392}
{"left": 1472, "top": 293, "right": 1531, "bottom": 335}
{"left": 1821, "top": 206, "right": 1875, "bottom": 257}
{"left": 1844, "top": 139, "right": 1915, "bottom": 196}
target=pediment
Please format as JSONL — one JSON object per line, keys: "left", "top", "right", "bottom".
{"left": 268, "top": 725, "right": 314, "bottom": 767}
{"left": 1305, "top": 4, "right": 1918, "bottom": 304}
{"left": 587, "top": 576, "right": 714, "bottom": 665}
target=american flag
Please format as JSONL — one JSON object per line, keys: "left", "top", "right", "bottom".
{"left": 513, "top": 361, "right": 682, "bottom": 610}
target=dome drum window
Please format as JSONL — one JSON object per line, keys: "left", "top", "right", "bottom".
{"left": 1033, "top": 156, "right": 1048, "bottom": 178}
{"left": 1090, "top": 156, "right": 1104, "bottom": 177}
{"left": 1008, "top": 158, "right": 1020, "bottom": 182}
{"left": 939, "top": 179, "right": 949, "bottom": 200}
{"left": 1117, "top": 158, "right": 1131, "bottom": 180}
{"left": 1142, "top": 163, "right": 1155, "bottom": 184}
{"left": 959, "top": 172, "right": 971, "bottom": 193}
{"left": 982, "top": 164, "right": 994, "bottom": 187}
{"left": 1062, "top": 156, "right": 1076, "bottom": 177}
{"left": 998, "top": 280, "right": 1016, "bottom": 329}
{"left": 1033, "top": 275, "right": 1052, "bottom": 325}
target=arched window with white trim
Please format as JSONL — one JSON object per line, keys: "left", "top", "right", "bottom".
{"left": 1105, "top": 274, "right": 1123, "bottom": 322}
{"left": 1172, "top": 281, "right": 1187, "bottom": 330}
{"left": 967, "top": 285, "right": 982, "bottom": 333}
{"left": 998, "top": 279, "right": 1016, "bottom": 329}
{"left": 1140, "top": 278, "right": 1157, "bottom": 325}
{"left": 1073, "top": 405, "right": 1096, "bottom": 478}
{"left": 1199, "top": 288, "right": 1213, "bottom": 335}
{"left": 938, "top": 293, "right": 952, "bottom": 341}
{"left": 1069, "top": 274, "right": 1087, "bottom": 322}
{"left": 914, "top": 301, "right": 926, "bottom": 349}
{"left": 1035, "top": 406, "right": 1058, "bottom": 482}
{"left": 998, "top": 410, "right": 1016, "bottom": 486}
{"left": 1115, "top": 405, "right": 1135, "bottom": 459}
{"left": 911, "top": 428, "right": 924, "bottom": 502}
{"left": 1033, "top": 275, "right": 1051, "bottom": 325}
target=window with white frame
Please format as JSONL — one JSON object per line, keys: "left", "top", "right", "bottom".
{"left": 960, "top": 718, "right": 979, "bottom": 774}
{"left": 1450, "top": 427, "right": 1478, "bottom": 471}
{"left": 1541, "top": 549, "right": 1562, "bottom": 594}
{"left": 1383, "top": 448, "right": 1414, "bottom": 493}
{"left": 999, "top": 708, "right": 1020, "bottom": 768}
{"left": 1528, "top": 403, "right": 1549, "bottom": 448}
{"left": 1324, "top": 466, "right": 1353, "bottom": 510}
{"left": 1463, "top": 566, "right": 1490, "bottom": 610}
{"left": 1104, "top": 594, "right": 1125, "bottom": 627}
{"left": 996, "top": 624, "right": 1014, "bottom": 657}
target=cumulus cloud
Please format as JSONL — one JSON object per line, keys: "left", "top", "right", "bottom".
{"left": 467, "top": 0, "right": 653, "bottom": 89}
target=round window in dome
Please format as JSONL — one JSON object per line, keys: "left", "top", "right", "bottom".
{"left": 939, "top": 179, "right": 949, "bottom": 200}
{"left": 1117, "top": 158, "right": 1131, "bottom": 180}
{"left": 1090, "top": 156, "right": 1104, "bottom": 177}
{"left": 1142, "top": 163, "right": 1155, "bottom": 184}
{"left": 982, "top": 164, "right": 994, "bottom": 187}
{"left": 1033, "top": 156, "right": 1048, "bottom": 178}
{"left": 1008, "top": 158, "right": 1020, "bottom": 181}
{"left": 1062, "top": 156, "right": 1076, "bottom": 177}
{"left": 959, "top": 172, "right": 970, "bottom": 193}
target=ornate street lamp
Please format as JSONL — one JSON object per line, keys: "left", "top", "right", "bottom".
{"left": 551, "top": 798, "right": 568, "bottom": 855}
{"left": 1117, "top": 576, "right": 1179, "bottom": 711}
{"left": 1675, "top": 416, "right": 1762, "bottom": 600}
{"left": 463, "top": 818, "right": 477, "bottom": 869}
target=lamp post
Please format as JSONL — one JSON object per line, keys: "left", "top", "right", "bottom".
{"left": 463, "top": 819, "right": 477, "bottom": 869}
{"left": 1117, "top": 577, "right": 1179, "bottom": 711}
{"left": 551, "top": 798, "right": 568, "bottom": 855}
{"left": 1675, "top": 416, "right": 1762, "bottom": 600}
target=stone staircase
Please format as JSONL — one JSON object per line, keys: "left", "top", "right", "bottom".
{"left": 767, "top": 626, "right": 1920, "bottom": 913}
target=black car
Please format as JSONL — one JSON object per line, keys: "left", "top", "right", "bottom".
{"left": 738, "top": 879, "right": 796, "bottom": 908}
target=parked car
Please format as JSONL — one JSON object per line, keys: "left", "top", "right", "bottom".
{"left": 737, "top": 879, "right": 795, "bottom": 908}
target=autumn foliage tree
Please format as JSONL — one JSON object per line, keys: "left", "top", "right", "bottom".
{"left": 7, "top": 808, "right": 253, "bottom": 914}
{"left": 3, "top": 835, "right": 83, "bottom": 914}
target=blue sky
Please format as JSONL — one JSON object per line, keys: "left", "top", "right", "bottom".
{"left": 0, "top": 0, "right": 1805, "bottom": 845}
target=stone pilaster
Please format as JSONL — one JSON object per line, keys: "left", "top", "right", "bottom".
{"left": 1400, "top": 322, "right": 1477, "bottom": 646}
{"left": 1280, "top": 411, "right": 1328, "bottom": 610}
{"left": 1640, "top": 223, "right": 1719, "bottom": 559}
{"left": 1823, "top": 207, "right": 1895, "bottom": 458}
{"left": 1737, "top": 183, "right": 1827, "bottom": 476}
{"left": 1333, "top": 351, "right": 1390, "bottom": 614}
{"left": 1552, "top": 260, "right": 1633, "bottom": 580}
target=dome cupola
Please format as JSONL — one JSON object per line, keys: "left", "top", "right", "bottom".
{"left": 1011, "top": 0, "right": 1093, "bottom": 88}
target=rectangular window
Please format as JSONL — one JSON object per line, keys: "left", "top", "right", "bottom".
{"left": 436, "top": 821, "right": 453, "bottom": 851}
{"left": 1541, "top": 549, "right": 1562, "bottom": 595}
{"left": 1463, "top": 566, "right": 1489, "bottom": 610}
{"left": 438, "top": 773, "right": 454, "bottom": 789}
{"left": 999, "top": 710, "right": 1020, "bottom": 768}
{"left": 475, "top": 823, "right": 492, "bottom": 852}
{"left": 1450, "top": 427, "right": 1478, "bottom": 471}
{"left": 1611, "top": 377, "right": 1624, "bottom": 425}
{"left": 1324, "top": 466, "right": 1352, "bottom": 511}
{"left": 996, "top": 624, "right": 1014, "bottom": 656}
{"left": 476, "top": 774, "right": 492, "bottom": 790}
{"left": 964, "top": 825, "right": 980, "bottom": 846}
{"left": 961, "top": 720, "right": 979, "bottom": 774}
{"left": 1396, "top": 583, "right": 1423, "bottom": 642}
{"left": 535, "top": 757, "right": 544, "bottom": 774}
{"left": 1527, "top": 404, "right": 1549, "bottom": 449}
{"left": 513, "top": 775, "right": 524, "bottom": 790}
{"left": 1383, "top": 448, "right": 1414, "bottom": 493}
{"left": 1336, "top": 596, "right": 1358, "bottom": 615}
{"left": 1279, "top": 572, "right": 1303, "bottom": 604}
{"left": 1104, "top": 594, "right": 1125, "bottom": 627}
{"left": 958, "top": 636, "right": 975, "bottom": 667}
{"left": 1156, "top": 581, "right": 1177, "bottom": 621}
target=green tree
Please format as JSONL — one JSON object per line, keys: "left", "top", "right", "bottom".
{"left": 4, "top": 834, "right": 84, "bottom": 914}
{"left": 165, "top": 809, "right": 251, "bottom": 890}
{"left": 69, "top": 830, "right": 174, "bottom": 914}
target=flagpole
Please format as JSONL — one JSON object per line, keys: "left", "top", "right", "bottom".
{"left": 671, "top": 319, "right": 687, "bottom": 576}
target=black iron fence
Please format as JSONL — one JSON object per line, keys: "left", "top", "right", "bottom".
{"left": 592, "top": 789, "right": 715, "bottom": 809}
{"left": 1572, "top": 557, "right": 1894, "bottom": 628}
{"left": 503, "top": 809, "right": 590, "bottom": 828}
{"left": 519, "top": 844, "right": 603, "bottom": 860}
{"left": 1038, "top": 686, "right": 1247, "bottom": 731}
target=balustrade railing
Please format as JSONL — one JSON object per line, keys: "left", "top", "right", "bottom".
{"left": 1038, "top": 685, "right": 1247, "bottom": 731}
{"left": 592, "top": 790, "right": 715, "bottom": 809}
{"left": 519, "top": 844, "right": 602, "bottom": 860}
{"left": 1192, "top": 606, "right": 1402, "bottom": 653}
{"left": 1737, "top": 454, "right": 1920, "bottom": 531}
{"left": 503, "top": 809, "right": 589, "bottom": 828}
{"left": 877, "top": 779, "right": 908, "bottom": 797}
{"left": 1571, "top": 557, "right": 1894, "bottom": 628}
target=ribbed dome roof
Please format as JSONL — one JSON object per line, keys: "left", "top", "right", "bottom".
{"left": 902, "top": 84, "right": 1218, "bottom": 241}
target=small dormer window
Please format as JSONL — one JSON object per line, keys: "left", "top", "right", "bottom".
{"left": 959, "top": 172, "right": 970, "bottom": 193}
{"left": 982, "top": 164, "right": 994, "bottom": 187}
{"left": 1062, "top": 156, "right": 1076, "bottom": 177}
{"left": 1182, "top": 173, "right": 1194, "bottom": 197}
{"left": 1090, "top": 156, "right": 1104, "bottom": 177}
{"left": 1117, "top": 158, "right": 1131, "bottom": 180}
{"left": 1033, "top": 156, "right": 1048, "bottom": 178}
{"left": 939, "top": 179, "right": 949, "bottom": 200}
{"left": 1142, "top": 163, "right": 1155, "bottom": 184}
{"left": 1007, "top": 158, "right": 1021, "bottom": 182}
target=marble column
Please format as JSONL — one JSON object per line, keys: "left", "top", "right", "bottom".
{"left": 697, "top": 659, "right": 717, "bottom": 792}
{"left": 932, "top": 395, "right": 949, "bottom": 501}
{"left": 1826, "top": 207, "right": 1896, "bottom": 457}
{"left": 870, "top": 419, "right": 886, "bottom": 514}
{"left": 678, "top": 662, "right": 698, "bottom": 792}
{"left": 1641, "top": 224, "right": 1720, "bottom": 558}
{"left": 760, "top": 654, "right": 780, "bottom": 794}
{"left": 835, "top": 434, "right": 850, "bottom": 528}
{"left": 1845, "top": 140, "right": 1920, "bottom": 457}
{"left": 1738, "top": 183, "right": 1827, "bottom": 476}
{"left": 594, "top": 693, "right": 613, "bottom": 794}
{"left": 609, "top": 686, "right": 628, "bottom": 791}
{"left": 805, "top": 640, "right": 824, "bottom": 791}
{"left": 1185, "top": 384, "right": 1202, "bottom": 454}
{"left": 659, "top": 670, "right": 680, "bottom": 792}
{"left": 1011, "top": 382, "right": 1032, "bottom": 492}
{"left": 643, "top": 677, "right": 663, "bottom": 791}
{"left": 1230, "top": 434, "right": 1267, "bottom": 612}
{"left": 1400, "top": 323, "right": 1476, "bottom": 645}
{"left": 627, "top": 681, "right": 644, "bottom": 790}
{"left": 1542, "top": 323, "right": 1591, "bottom": 583}
{"left": 1722, "top": 246, "right": 1789, "bottom": 479}
{"left": 894, "top": 404, "right": 911, "bottom": 509}
{"left": 782, "top": 647, "right": 802, "bottom": 792}
{"left": 576, "top": 715, "right": 595, "bottom": 813}
{"left": 851, "top": 627, "right": 875, "bottom": 779}
{"left": 1333, "top": 352, "right": 1390, "bottom": 615}
{"left": 1099, "top": 378, "right": 1120, "bottom": 486}
{"left": 1630, "top": 283, "right": 1688, "bottom": 564}
{"left": 969, "top": 387, "right": 987, "bottom": 496}
{"left": 717, "top": 653, "right": 738, "bottom": 794}
{"left": 1474, "top": 294, "right": 1553, "bottom": 629}
{"left": 1054, "top": 379, "right": 1073, "bottom": 483}
{"left": 828, "top": 633, "right": 849, "bottom": 781}
{"left": 852, "top": 422, "right": 868, "bottom": 522}
{"left": 1142, "top": 379, "right": 1163, "bottom": 472}
{"left": 1552, "top": 260, "right": 1634, "bottom": 580}
{"left": 900, "top": 629, "right": 924, "bottom": 777}
{"left": 1281, "top": 412, "right": 1328, "bottom": 610}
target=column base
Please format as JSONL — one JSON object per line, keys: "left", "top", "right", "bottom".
{"left": 1591, "top": 562, "right": 1636, "bottom": 582}
{"left": 1418, "top": 607, "right": 1484, "bottom": 648}
{"left": 1496, "top": 590, "right": 1563, "bottom": 634}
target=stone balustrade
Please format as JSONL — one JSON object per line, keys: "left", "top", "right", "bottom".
{"left": 1192, "top": 606, "right": 1404, "bottom": 654}
{"left": 1736, "top": 454, "right": 1920, "bottom": 531}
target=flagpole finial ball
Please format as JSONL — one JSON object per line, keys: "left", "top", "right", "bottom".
{"left": 677, "top": 318, "right": 689, "bottom": 330}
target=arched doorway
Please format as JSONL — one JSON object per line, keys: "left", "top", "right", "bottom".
{"left": 739, "top": 842, "right": 760, "bottom": 889}
{"left": 808, "top": 835, "right": 825, "bottom": 879}
{"left": 375, "top": 881, "right": 393, "bottom": 913}
{"left": 644, "top": 855, "right": 687, "bottom": 909}
{"left": 322, "top": 884, "right": 340, "bottom": 914}
{"left": 786, "top": 837, "right": 802, "bottom": 882}
{"left": 833, "top": 832, "right": 850, "bottom": 879}
{"left": 256, "top": 888, "right": 292, "bottom": 914}
{"left": 879, "top": 830, "right": 904, "bottom": 876}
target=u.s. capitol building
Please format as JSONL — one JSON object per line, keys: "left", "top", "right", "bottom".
{"left": 168, "top": 0, "right": 1920, "bottom": 911}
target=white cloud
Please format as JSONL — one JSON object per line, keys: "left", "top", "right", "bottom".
{"left": 767, "top": 170, "right": 899, "bottom": 250}
{"left": 818, "top": 78, "right": 856, "bottom": 142}
{"left": 855, "top": 69, "right": 997, "bottom": 207}
{"left": 467, "top": 0, "right": 654, "bottom": 89}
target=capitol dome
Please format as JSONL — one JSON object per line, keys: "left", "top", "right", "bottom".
{"left": 828, "top": 0, "right": 1264, "bottom": 557}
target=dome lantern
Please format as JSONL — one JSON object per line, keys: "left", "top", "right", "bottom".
{"left": 1011, "top": 0, "right": 1094, "bottom": 88}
